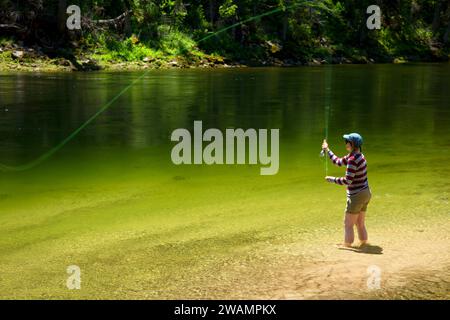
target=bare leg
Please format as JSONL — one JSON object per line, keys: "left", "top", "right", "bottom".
{"left": 356, "top": 211, "right": 368, "bottom": 244}
{"left": 344, "top": 213, "right": 359, "bottom": 246}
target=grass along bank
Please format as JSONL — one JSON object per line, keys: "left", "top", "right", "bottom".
{"left": 1, "top": 26, "right": 449, "bottom": 72}
{"left": 2, "top": 1, "right": 450, "bottom": 72}
{"left": 0, "top": 33, "right": 238, "bottom": 72}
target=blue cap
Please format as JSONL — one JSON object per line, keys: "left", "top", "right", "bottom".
{"left": 343, "top": 133, "right": 363, "bottom": 148}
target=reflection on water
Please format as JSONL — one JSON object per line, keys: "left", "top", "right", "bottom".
{"left": 0, "top": 64, "right": 449, "bottom": 167}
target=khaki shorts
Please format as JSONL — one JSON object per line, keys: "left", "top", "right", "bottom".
{"left": 345, "top": 187, "right": 371, "bottom": 214}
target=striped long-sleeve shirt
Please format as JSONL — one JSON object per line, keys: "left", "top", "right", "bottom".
{"left": 328, "top": 149, "right": 369, "bottom": 196}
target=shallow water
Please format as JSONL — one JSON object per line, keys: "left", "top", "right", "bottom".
{"left": 0, "top": 64, "right": 449, "bottom": 298}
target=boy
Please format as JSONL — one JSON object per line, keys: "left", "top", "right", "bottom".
{"left": 322, "top": 133, "right": 371, "bottom": 248}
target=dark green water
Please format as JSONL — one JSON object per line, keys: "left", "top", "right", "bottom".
{"left": 1, "top": 64, "right": 449, "bottom": 170}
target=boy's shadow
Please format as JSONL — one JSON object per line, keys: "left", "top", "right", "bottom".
{"left": 339, "top": 244, "right": 383, "bottom": 255}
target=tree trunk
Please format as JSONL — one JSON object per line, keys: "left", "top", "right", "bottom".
{"left": 122, "top": 2, "right": 132, "bottom": 36}
{"left": 432, "top": 1, "right": 442, "bottom": 33}
{"left": 282, "top": 15, "right": 288, "bottom": 41}
{"left": 444, "top": 5, "right": 450, "bottom": 43}
{"left": 444, "top": 21, "right": 450, "bottom": 43}
{"left": 209, "top": 0, "right": 215, "bottom": 27}
{"left": 57, "top": 0, "right": 68, "bottom": 34}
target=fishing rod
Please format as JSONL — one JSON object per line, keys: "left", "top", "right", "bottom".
{"left": 319, "top": 57, "right": 333, "bottom": 176}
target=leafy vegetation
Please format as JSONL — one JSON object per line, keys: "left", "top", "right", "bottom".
{"left": 0, "top": 0, "right": 449, "bottom": 70}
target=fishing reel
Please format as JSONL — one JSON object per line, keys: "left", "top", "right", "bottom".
{"left": 319, "top": 149, "right": 326, "bottom": 157}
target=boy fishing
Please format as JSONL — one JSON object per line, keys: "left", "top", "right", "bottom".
{"left": 322, "top": 133, "right": 371, "bottom": 249}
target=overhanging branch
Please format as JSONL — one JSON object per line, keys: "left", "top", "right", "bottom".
{"left": 93, "top": 10, "right": 132, "bottom": 25}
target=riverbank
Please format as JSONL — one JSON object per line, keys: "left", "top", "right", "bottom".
{"left": 1, "top": 41, "right": 448, "bottom": 72}
{"left": 2, "top": 1, "right": 450, "bottom": 73}
{"left": 0, "top": 42, "right": 239, "bottom": 72}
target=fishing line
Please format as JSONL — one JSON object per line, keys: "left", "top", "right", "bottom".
{"left": 197, "top": 1, "right": 333, "bottom": 45}
{"left": 0, "top": 0, "right": 335, "bottom": 173}
{"left": 0, "top": 72, "right": 149, "bottom": 172}
{"left": 323, "top": 65, "right": 332, "bottom": 176}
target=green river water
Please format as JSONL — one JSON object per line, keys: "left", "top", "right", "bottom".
{"left": 0, "top": 64, "right": 449, "bottom": 298}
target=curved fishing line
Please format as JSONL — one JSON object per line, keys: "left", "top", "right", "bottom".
{"left": 0, "top": 72, "right": 149, "bottom": 172}
{"left": 197, "top": 1, "right": 333, "bottom": 44}
{"left": 174, "top": 0, "right": 333, "bottom": 57}
{"left": 0, "top": 0, "right": 334, "bottom": 172}
{"left": 193, "top": 0, "right": 335, "bottom": 176}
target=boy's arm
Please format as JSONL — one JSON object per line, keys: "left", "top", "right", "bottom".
{"left": 327, "top": 149, "right": 348, "bottom": 167}
{"left": 326, "top": 158, "right": 356, "bottom": 185}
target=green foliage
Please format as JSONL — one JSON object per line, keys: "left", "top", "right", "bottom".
{"left": 0, "top": 0, "right": 449, "bottom": 64}
{"left": 219, "top": 0, "right": 238, "bottom": 19}
{"left": 157, "top": 28, "right": 196, "bottom": 55}
{"left": 88, "top": 28, "right": 199, "bottom": 64}
{"left": 132, "top": 0, "right": 160, "bottom": 24}
{"left": 94, "top": 35, "right": 152, "bottom": 61}
{"left": 0, "top": 37, "right": 14, "bottom": 47}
